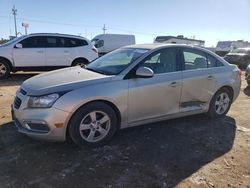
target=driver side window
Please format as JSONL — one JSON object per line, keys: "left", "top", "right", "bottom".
{"left": 140, "top": 48, "right": 177, "bottom": 74}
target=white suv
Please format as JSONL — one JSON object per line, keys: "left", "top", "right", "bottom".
{"left": 0, "top": 33, "right": 98, "bottom": 79}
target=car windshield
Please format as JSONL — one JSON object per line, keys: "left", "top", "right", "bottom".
{"left": 0, "top": 36, "right": 25, "bottom": 47}
{"left": 86, "top": 48, "right": 149, "bottom": 75}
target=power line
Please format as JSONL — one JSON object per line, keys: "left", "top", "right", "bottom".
{"left": 0, "top": 15, "right": 158, "bottom": 37}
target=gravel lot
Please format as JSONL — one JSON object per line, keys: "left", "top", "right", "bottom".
{"left": 0, "top": 73, "right": 250, "bottom": 188}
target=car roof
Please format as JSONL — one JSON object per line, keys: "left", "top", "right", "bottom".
{"left": 125, "top": 43, "right": 206, "bottom": 50}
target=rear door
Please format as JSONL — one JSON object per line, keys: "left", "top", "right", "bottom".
{"left": 44, "top": 36, "right": 69, "bottom": 67}
{"left": 13, "top": 36, "right": 45, "bottom": 67}
{"left": 180, "top": 48, "right": 218, "bottom": 112}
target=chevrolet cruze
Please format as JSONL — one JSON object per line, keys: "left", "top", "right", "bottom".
{"left": 12, "top": 44, "right": 241, "bottom": 147}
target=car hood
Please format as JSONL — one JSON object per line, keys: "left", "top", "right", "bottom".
{"left": 21, "top": 66, "right": 112, "bottom": 96}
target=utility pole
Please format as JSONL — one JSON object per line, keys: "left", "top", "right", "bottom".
{"left": 12, "top": 6, "right": 17, "bottom": 37}
{"left": 103, "top": 24, "right": 107, "bottom": 34}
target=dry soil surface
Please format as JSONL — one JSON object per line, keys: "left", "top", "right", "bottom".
{"left": 0, "top": 73, "right": 250, "bottom": 188}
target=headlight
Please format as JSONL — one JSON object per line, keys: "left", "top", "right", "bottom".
{"left": 28, "top": 93, "right": 60, "bottom": 108}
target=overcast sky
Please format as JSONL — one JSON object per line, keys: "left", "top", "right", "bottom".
{"left": 0, "top": 0, "right": 250, "bottom": 47}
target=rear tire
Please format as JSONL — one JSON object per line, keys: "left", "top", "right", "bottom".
{"left": 206, "top": 88, "right": 232, "bottom": 118}
{"left": 0, "top": 60, "right": 11, "bottom": 79}
{"left": 69, "top": 102, "right": 118, "bottom": 147}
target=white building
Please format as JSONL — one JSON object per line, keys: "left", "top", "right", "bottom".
{"left": 154, "top": 35, "right": 205, "bottom": 46}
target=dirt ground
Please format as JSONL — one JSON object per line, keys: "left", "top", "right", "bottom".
{"left": 0, "top": 72, "right": 249, "bottom": 188}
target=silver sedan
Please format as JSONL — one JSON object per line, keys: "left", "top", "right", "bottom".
{"left": 12, "top": 44, "right": 241, "bottom": 147}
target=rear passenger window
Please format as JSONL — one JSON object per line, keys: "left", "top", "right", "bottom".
{"left": 46, "top": 37, "right": 57, "bottom": 47}
{"left": 207, "top": 54, "right": 224, "bottom": 68}
{"left": 183, "top": 49, "right": 208, "bottom": 70}
{"left": 183, "top": 48, "right": 224, "bottom": 70}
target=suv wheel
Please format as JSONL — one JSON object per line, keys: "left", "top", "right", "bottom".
{"left": 72, "top": 59, "right": 88, "bottom": 68}
{"left": 69, "top": 102, "right": 118, "bottom": 147}
{"left": 0, "top": 60, "right": 11, "bottom": 79}
{"left": 206, "top": 88, "right": 232, "bottom": 118}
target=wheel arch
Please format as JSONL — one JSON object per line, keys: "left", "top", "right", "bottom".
{"left": 215, "top": 85, "right": 234, "bottom": 100}
{"left": 65, "top": 99, "right": 122, "bottom": 140}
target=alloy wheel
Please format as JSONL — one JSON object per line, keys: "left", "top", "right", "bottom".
{"left": 0, "top": 63, "right": 7, "bottom": 77}
{"left": 79, "top": 111, "right": 111, "bottom": 142}
{"left": 215, "top": 92, "right": 230, "bottom": 115}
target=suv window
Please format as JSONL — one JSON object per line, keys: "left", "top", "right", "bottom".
{"left": 19, "top": 36, "right": 45, "bottom": 48}
{"left": 44, "top": 36, "right": 88, "bottom": 48}
{"left": 45, "top": 37, "right": 57, "bottom": 48}
{"left": 140, "top": 48, "right": 177, "bottom": 74}
{"left": 65, "top": 37, "right": 88, "bottom": 47}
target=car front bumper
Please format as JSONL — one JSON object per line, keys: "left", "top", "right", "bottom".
{"left": 11, "top": 92, "right": 71, "bottom": 141}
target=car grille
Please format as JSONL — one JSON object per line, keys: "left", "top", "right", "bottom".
{"left": 14, "top": 96, "right": 22, "bottom": 109}
{"left": 20, "top": 88, "right": 27, "bottom": 95}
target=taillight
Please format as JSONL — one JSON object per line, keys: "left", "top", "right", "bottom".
{"left": 92, "top": 48, "right": 98, "bottom": 54}
{"left": 237, "top": 68, "right": 242, "bottom": 76}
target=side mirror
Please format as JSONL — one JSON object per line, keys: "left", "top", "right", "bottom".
{"left": 136, "top": 66, "right": 154, "bottom": 78}
{"left": 15, "top": 43, "right": 22, "bottom": 49}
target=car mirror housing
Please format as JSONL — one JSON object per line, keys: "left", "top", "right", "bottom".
{"left": 136, "top": 66, "right": 154, "bottom": 78}
{"left": 15, "top": 43, "right": 22, "bottom": 49}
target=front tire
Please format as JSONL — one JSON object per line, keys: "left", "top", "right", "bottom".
{"left": 206, "top": 88, "right": 232, "bottom": 118}
{"left": 69, "top": 102, "right": 118, "bottom": 147}
{"left": 0, "top": 60, "right": 11, "bottom": 79}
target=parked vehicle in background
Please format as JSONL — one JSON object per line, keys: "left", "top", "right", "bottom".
{"left": 224, "top": 48, "right": 250, "bottom": 70}
{"left": 215, "top": 40, "right": 250, "bottom": 57}
{"left": 0, "top": 33, "right": 98, "bottom": 79}
{"left": 154, "top": 35, "right": 205, "bottom": 46}
{"left": 245, "top": 64, "right": 250, "bottom": 86}
{"left": 91, "top": 34, "right": 135, "bottom": 56}
{"left": 12, "top": 44, "right": 241, "bottom": 147}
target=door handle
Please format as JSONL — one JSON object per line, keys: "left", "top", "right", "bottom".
{"left": 170, "top": 82, "right": 178, "bottom": 87}
{"left": 64, "top": 50, "right": 69, "bottom": 53}
{"left": 207, "top": 75, "right": 214, "bottom": 80}
{"left": 37, "top": 50, "right": 44, "bottom": 53}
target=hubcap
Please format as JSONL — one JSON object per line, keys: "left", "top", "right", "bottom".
{"left": 0, "top": 63, "right": 7, "bottom": 76}
{"left": 76, "top": 62, "right": 85, "bottom": 67}
{"left": 79, "top": 111, "right": 110, "bottom": 142}
{"left": 215, "top": 92, "right": 230, "bottom": 115}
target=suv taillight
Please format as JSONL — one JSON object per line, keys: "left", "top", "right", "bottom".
{"left": 237, "top": 68, "right": 242, "bottom": 76}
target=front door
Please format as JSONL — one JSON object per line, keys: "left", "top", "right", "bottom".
{"left": 128, "top": 48, "right": 182, "bottom": 124}
{"left": 13, "top": 36, "right": 45, "bottom": 67}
